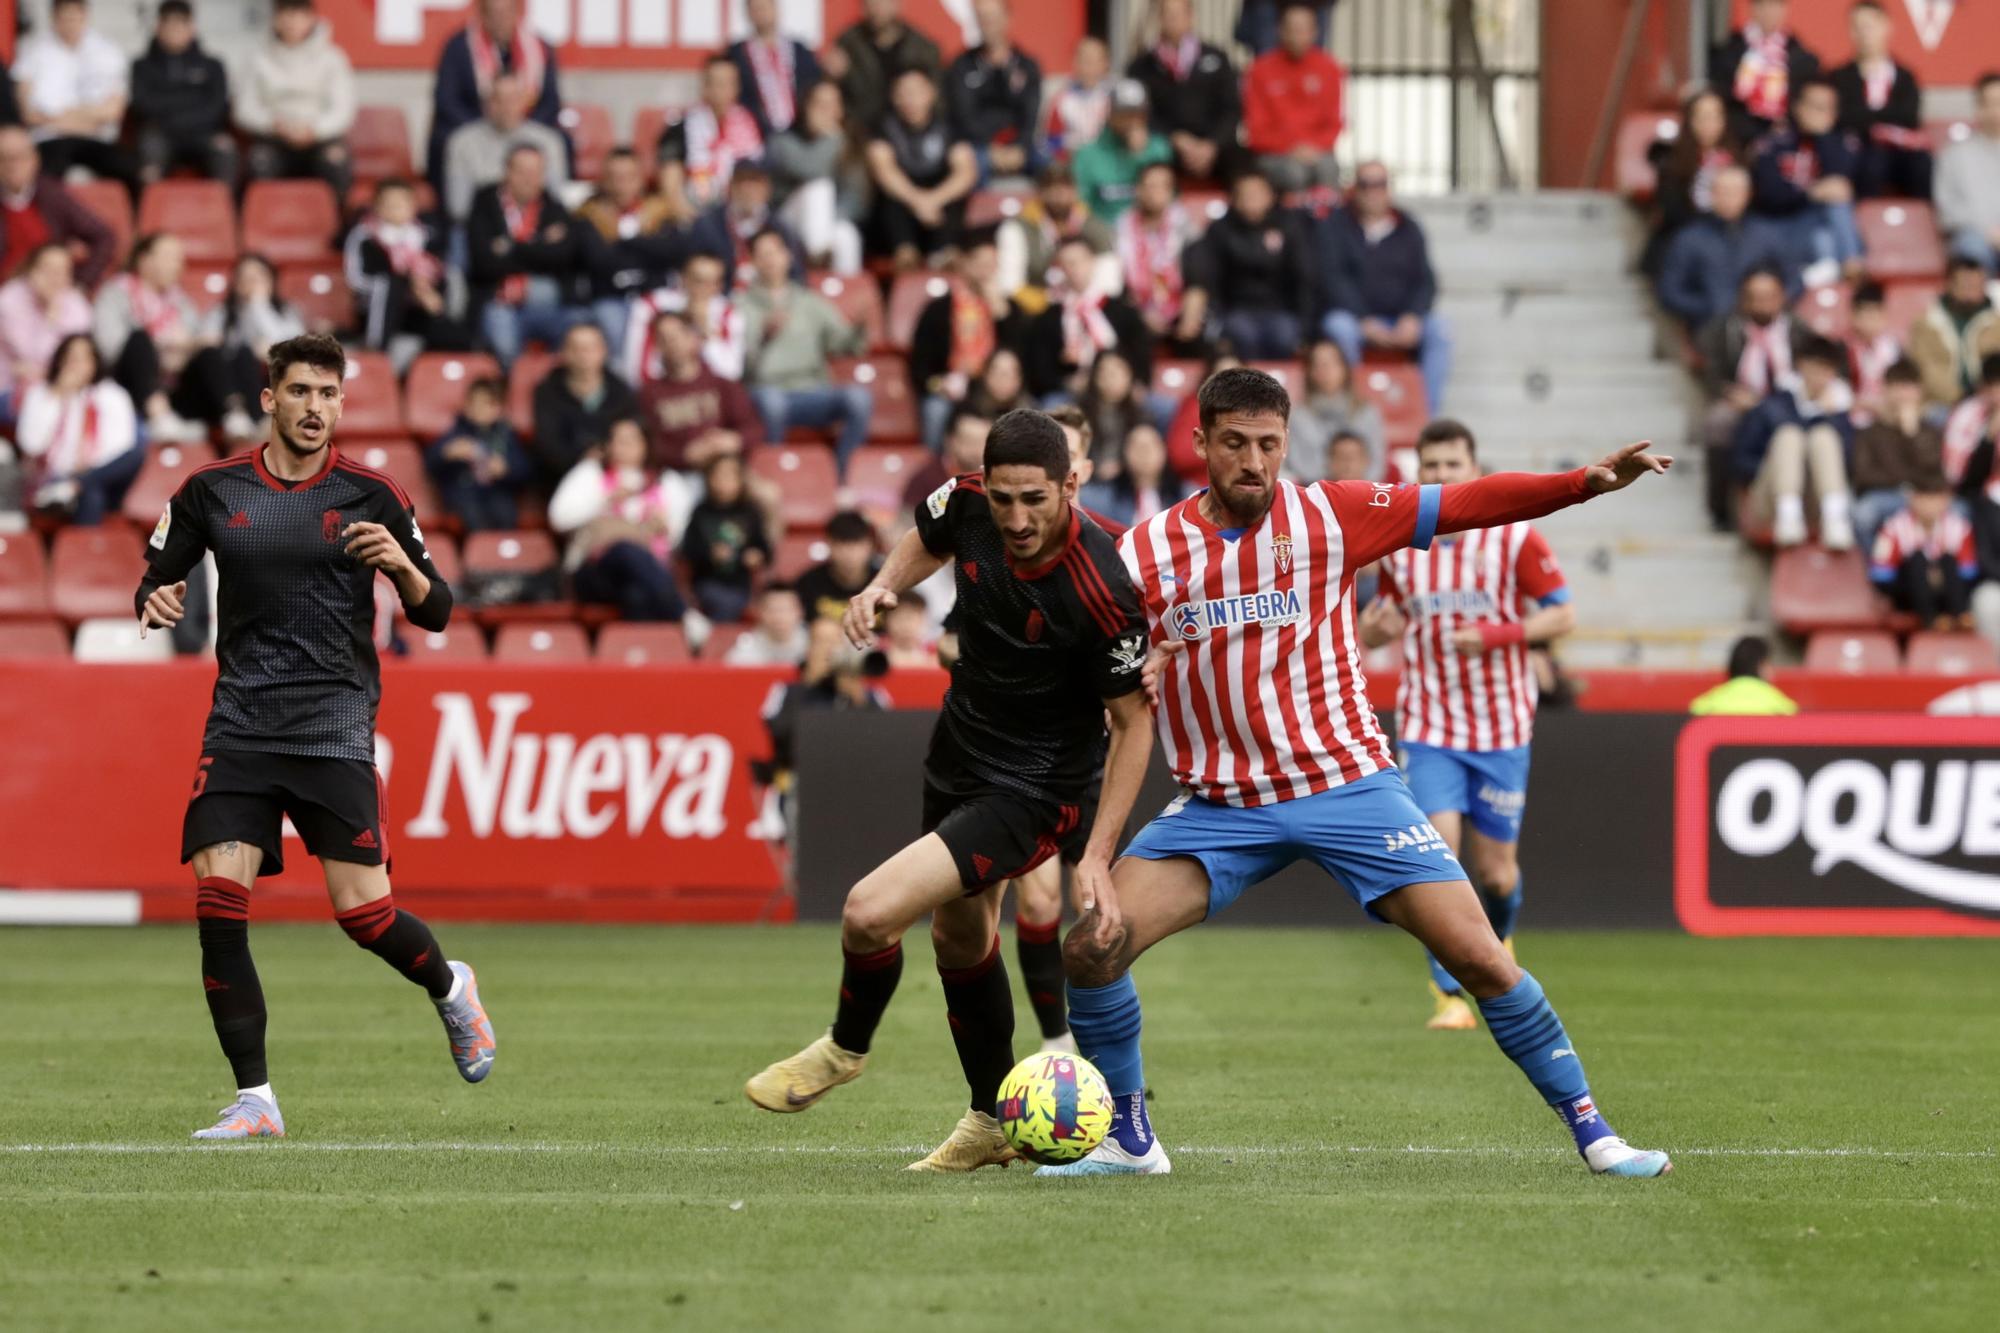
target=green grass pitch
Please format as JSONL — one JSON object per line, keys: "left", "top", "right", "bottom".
{"left": 3, "top": 924, "right": 1996, "bottom": 1331}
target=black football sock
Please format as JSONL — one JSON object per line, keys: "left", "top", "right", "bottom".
{"left": 335, "top": 893, "right": 455, "bottom": 999}
{"left": 195, "top": 877, "right": 268, "bottom": 1089}
{"left": 831, "top": 942, "right": 903, "bottom": 1053}
{"left": 1015, "top": 914, "right": 1068, "bottom": 1040}
{"left": 939, "top": 936, "right": 1016, "bottom": 1114}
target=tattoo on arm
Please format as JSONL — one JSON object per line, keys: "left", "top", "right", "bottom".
{"left": 217, "top": 842, "right": 240, "bottom": 856}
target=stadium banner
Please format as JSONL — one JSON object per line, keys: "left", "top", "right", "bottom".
{"left": 1675, "top": 714, "right": 2000, "bottom": 938}
{"left": 312, "top": 0, "right": 1082, "bottom": 73}
{"left": 0, "top": 660, "right": 926, "bottom": 924}
{"left": 1727, "top": 0, "right": 1992, "bottom": 87}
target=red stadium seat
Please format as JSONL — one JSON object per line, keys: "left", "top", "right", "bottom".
{"left": 1803, "top": 629, "right": 1900, "bottom": 674}
{"left": 68, "top": 178, "right": 132, "bottom": 266}
{"left": 508, "top": 349, "right": 556, "bottom": 438}
{"left": 703, "top": 624, "right": 749, "bottom": 660}
{"left": 120, "top": 441, "right": 218, "bottom": 526}
{"left": 773, "top": 533, "right": 828, "bottom": 581}
{"left": 846, "top": 444, "right": 929, "bottom": 509}
{"left": 1796, "top": 282, "right": 1851, "bottom": 339}
{"left": 1904, "top": 631, "right": 1999, "bottom": 676}
{"left": 0, "top": 618, "right": 69, "bottom": 657}
{"left": 1360, "top": 363, "right": 1429, "bottom": 448}
{"left": 558, "top": 103, "right": 615, "bottom": 181}
{"left": 1859, "top": 200, "right": 1946, "bottom": 281}
{"left": 401, "top": 624, "right": 487, "bottom": 661}
{"left": 179, "top": 261, "right": 231, "bottom": 311}
{"left": 349, "top": 105, "right": 416, "bottom": 186}
{"left": 597, "top": 622, "right": 693, "bottom": 664}
{"left": 278, "top": 261, "right": 351, "bottom": 335}
{"left": 1926, "top": 118, "right": 1973, "bottom": 153}
{"left": 632, "top": 107, "right": 673, "bottom": 166}
{"left": 1181, "top": 189, "right": 1228, "bottom": 235}
{"left": 1615, "top": 111, "right": 1679, "bottom": 201}
{"left": 885, "top": 270, "right": 950, "bottom": 351}
{"left": 494, "top": 621, "right": 590, "bottom": 662}
{"left": 347, "top": 440, "right": 441, "bottom": 525}
{"left": 811, "top": 272, "right": 886, "bottom": 350}
{"left": 1882, "top": 280, "right": 1942, "bottom": 340}
{"left": 965, "top": 188, "right": 1030, "bottom": 229}
{"left": 0, "top": 532, "right": 52, "bottom": 618}
{"left": 241, "top": 180, "right": 340, "bottom": 266}
{"left": 463, "top": 530, "right": 560, "bottom": 581}
{"left": 1152, "top": 357, "right": 1203, "bottom": 399}
{"left": 1771, "top": 546, "right": 1882, "bottom": 634}
{"left": 339, "top": 350, "right": 405, "bottom": 438}
{"left": 50, "top": 526, "right": 144, "bottom": 623}
{"left": 1248, "top": 360, "right": 1304, "bottom": 405}
{"left": 405, "top": 352, "right": 503, "bottom": 441}
{"left": 832, "top": 355, "right": 918, "bottom": 443}
{"left": 418, "top": 532, "right": 463, "bottom": 586}
{"left": 137, "top": 180, "right": 236, "bottom": 264}
{"left": 751, "top": 445, "right": 840, "bottom": 532}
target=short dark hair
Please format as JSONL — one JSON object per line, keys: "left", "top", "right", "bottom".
{"left": 267, "top": 332, "right": 346, "bottom": 390}
{"left": 947, "top": 405, "right": 993, "bottom": 438}
{"left": 1416, "top": 418, "right": 1478, "bottom": 458}
{"left": 705, "top": 53, "right": 736, "bottom": 73}
{"left": 505, "top": 142, "right": 545, "bottom": 166}
{"left": 962, "top": 224, "right": 1000, "bottom": 253}
{"left": 1197, "top": 366, "right": 1290, "bottom": 431}
{"left": 1978, "top": 72, "right": 2000, "bottom": 99}
{"left": 1949, "top": 254, "right": 1988, "bottom": 278}
{"left": 1797, "top": 335, "right": 1846, "bottom": 369}
{"left": 604, "top": 146, "right": 638, "bottom": 165}
{"left": 826, "top": 510, "right": 875, "bottom": 544}
{"left": 1329, "top": 430, "right": 1371, "bottom": 452}
{"left": 1044, "top": 403, "right": 1092, "bottom": 455}
{"left": 273, "top": 0, "right": 316, "bottom": 10}
{"left": 1883, "top": 357, "right": 1922, "bottom": 386}
{"left": 374, "top": 176, "right": 415, "bottom": 199}
{"left": 464, "top": 376, "right": 505, "bottom": 401}
{"left": 1741, "top": 263, "right": 1787, "bottom": 290}
{"left": 759, "top": 579, "right": 797, "bottom": 599}
{"left": 1038, "top": 159, "right": 1076, "bottom": 188}
{"left": 1852, "top": 280, "right": 1885, "bottom": 307}
{"left": 51, "top": 0, "right": 88, "bottom": 9}
{"left": 1911, "top": 467, "right": 1952, "bottom": 495}
{"left": 158, "top": 0, "right": 193, "bottom": 20}
{"left": 1726, "top": 635, "right": 1770, "bottom": 680}
{"left": 748, "top": 225, "right": 791, "bottom": 254}
{"left": 1850, "top": 0, "right": 1884, "bottom": 13}
{"left": 983, "top": 408, "right": 1071, "bottom": 481}
{"left": 1137, "top": 160, "right": 1177, "bottom": 187}
{"left": 1981, "top": 351, "right": 2000, "bottom": 386}
{"left": 1792, "top": 75, "right": 1837, "bottom": 106}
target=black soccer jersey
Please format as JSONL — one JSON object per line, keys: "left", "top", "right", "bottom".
{"left": 135, "top": 446, "right": 452, "bottom": 762}
{"left": 914, "top": 473, "right": 1147, "bottom": 805}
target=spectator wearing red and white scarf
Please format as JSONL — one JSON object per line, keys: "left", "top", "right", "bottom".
{"left": 345, "top": 179, "right": 469, "bottom": 356}
{"left": 427, "top": 0, "right": 562, "bottom": 193}
{"left": 1869, "top": 476, "right": 1977, "bottom": 628}
{"left": 622, "top": 253, "right": 745, "bottom": 388}
{"left": 1114, "top": 160, "right": 1193, "bottom": 343}
{"left": 1829, "top": 0, "right": 1933, "bottom": 199}
{"left": 1708, "top": 0, "right": 1821, "bottom": 143}
{"left": 1844, "top": 282, "right": 1904, "bottom": 425}
{"left": 1023, "top": 234, "right": 1152, "bottom": 400}
{"left": 92, "top": 232, "right": 206, "bottom": 444}
{"left": 661, "top": 57, "right": 766, "bottom": 212}
{"left": 15, "top": 332, "right": 139, "bottom": 524}
{"left": 727, "top": 0, "right": 822, "bottom": 139}
{"left": 442, "top": 70, "right": 571, "bottom": 223}
{"left": 465, "top": 144, "right": 592, "bottom": 369}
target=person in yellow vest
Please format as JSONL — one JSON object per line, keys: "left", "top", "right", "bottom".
{"left": 1690, "top": 635, "right": 1800, "bottom": 715}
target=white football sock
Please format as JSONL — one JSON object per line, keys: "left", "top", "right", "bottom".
{"left": 239, "top": 1082, "right": 274, "bottom": 1104}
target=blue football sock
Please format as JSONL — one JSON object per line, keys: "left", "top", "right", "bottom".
{"left": 1066, "top": 975, "right": 1144, "bottom": 1097}
{"left": 1476, "top": 971, "right": 1616, "bottom": 1153}
{"left": 1482, "top": 875, "right": 1523, "bottom": 942}
{"left": 1425, "top": 951, "right": 1464, "bottom": 995}
{"left": 1106, "top": 1089, "right": 1156, "bottom": 1155}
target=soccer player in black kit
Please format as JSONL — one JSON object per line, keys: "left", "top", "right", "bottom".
{"left": 745, "top": 409, "right": 1154, "bottom": 1171}
{"left": 135, "top": 333, "right": 497, "bottom": 1140}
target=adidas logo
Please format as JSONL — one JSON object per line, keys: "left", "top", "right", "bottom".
{"left": 228, "top": 511, "right": 252, "bottom": 528}
{"left": 202, "top": 975, "right": 227, "bottom": 992}
{"left": 351, "top": 828, "right": 379, "bottom": 849}
{"left": 971, "top": 853, "right": 993, "bottom": 879}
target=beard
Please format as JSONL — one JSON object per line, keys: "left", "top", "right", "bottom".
{"left": 275, "top": 417, "right": 328, "bottom": 456}
{"left": 1211, "top": 477, "right": 1275, "bottom": 527}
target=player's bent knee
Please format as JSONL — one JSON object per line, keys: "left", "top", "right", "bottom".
{"left": 1445, "top": 942, "right": 1523, "bottom": 997}
{"left": 1471, "top": 851, "right": 1520, "bottom": 897}
{"left": 1061, "top": 919, "right": 1131, "bottom": 989}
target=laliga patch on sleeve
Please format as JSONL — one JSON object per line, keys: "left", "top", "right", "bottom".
{"left": 149, "top": 505, "right": 171, "bottom": 550}
{"left": 926, "top": 477, "right": 958, "bottom": 519}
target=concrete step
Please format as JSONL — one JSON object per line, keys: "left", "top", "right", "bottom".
{"left": 1558, "top": 625, "right": 1758, "bottom": 670}
{"left": 1447, "top": 322, "right": 1660, "bottom": 361}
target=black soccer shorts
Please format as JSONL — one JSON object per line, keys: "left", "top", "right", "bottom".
{"left": 921, "top": 780, "right": 1094, "bottom": 894}
{"left": 181, "top": 751, "right": 389, "bottom": 878}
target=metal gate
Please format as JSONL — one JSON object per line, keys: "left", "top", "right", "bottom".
{"left": 1113, "top": 0, "right": 1543, "bottom": 195}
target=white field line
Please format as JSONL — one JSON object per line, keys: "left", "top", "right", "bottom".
{"left": 3, "top": 1142, "right": 1993, "bottom": 1159}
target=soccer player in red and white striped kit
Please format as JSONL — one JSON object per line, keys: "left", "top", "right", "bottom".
{"left": 1360, "top": 419, "right": 1576, "bottom": 1031}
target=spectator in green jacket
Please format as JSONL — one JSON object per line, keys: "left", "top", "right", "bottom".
{"left": 1072, "top": 79, "right": 1172, "bottom": 223}
{"left": 736, "top": 226, "right": 872, "bottom": 473}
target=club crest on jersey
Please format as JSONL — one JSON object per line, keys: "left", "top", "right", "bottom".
{"left": 322, "top": 509, "right": 343, "bottom": 542}
{"left": 1170, "top": 588, "right": 1306, "bottom": 640}
{"left": 1273, "top": 534, "right": 1294, "bottom": 574}
{"left": 1025, "top": 608, "right": 1044, "bottom": 642}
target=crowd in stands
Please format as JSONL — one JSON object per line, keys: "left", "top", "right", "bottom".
{"left": 1641, "top": 0, "right": 2000, "bottom": 661}
{"left": 0, "top": 0, "right": 1454, "bottom": 667}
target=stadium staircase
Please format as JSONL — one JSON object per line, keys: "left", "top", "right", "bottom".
{"left": 1409, "top": 191, "right": 1766, "bottom": 669}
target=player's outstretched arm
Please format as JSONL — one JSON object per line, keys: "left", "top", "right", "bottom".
{"left": 844, "top": 527, "right": 949, "bottom": 649}
{"left": 1073, "top": 689, "right": 1155, "bottom": 935}
{"left": 1434, "top": 442, "right": 1672, "bottom": 538}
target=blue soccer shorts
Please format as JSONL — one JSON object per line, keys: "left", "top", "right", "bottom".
{"left": 1398, "top": 741, "right": 1531, "bottom": 843}
{"left": 1119, "top": 769, "right": 1467, "bottom": 920}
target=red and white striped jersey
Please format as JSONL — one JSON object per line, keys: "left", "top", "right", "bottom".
{"left": 1118, "top": 478, "right": 1442, "bottom": 807}
{"left": 1378, "top": 523, "right": 1568, "bottom": 752}
{"left": 1869, "top": 506, "right": 1975, "bottom": 577}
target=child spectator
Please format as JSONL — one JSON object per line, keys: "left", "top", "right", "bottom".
{"left": 15, "top": 333, "right": 138, "bottom": 524}
{"left": 1845, "top": 282, "right": 1902, "bottom": 424}
{"left": 1829, "top": 0, "right": 1931, "bottom": 198}
{"left": 1286, "top": 338, "right": 1385, "bottom": 483}
{"left": 1041, "top": 36, "right": 1114, "bottom": 160}
{"left": 795, "top": 509, "right": 879, "bottom": 624}
{"left": 1871, "top": 473, "right": 1976, "bottom": 629}
{"left": 660, "top": 55, "right": 764, "bottom": 211}
{"left": 1748, "top": 77, "right": 1863, "bottom": 284}
{"left": 1735, "top": 334, "right": 1856, "bottom": 547}
{"left": 725, "top": 581, "right": 810, "bottom": 667}
{"left": 944, "top": 0, "right": 1045, "bottom": 183}
{"left": 548, "top": 416, "right": 695, "bottom": 622}
{"left": 1242, "top": 2, "right": 1344, "bottom": 192}
{"left": 881, "top": 590, "right": 936, "bottom": 669}
{"left": 235, "top": 0, "right": 357, "bottom": 197}
{"left": 1850, "top": 358, "right": 1944, "bottom": 554}
{"left": 767, "top": 81, "right": 870, "bottom": 276}
{"left": 1115, "top": 161, "right": 1194, "bottom": 348}
{"left": 344, "top": 179, "right": 463, "bottom": 357}
{"left": 1079, "top": 422, "right": 1183, "bottom": 527}
{"left": 1710, "top": 0, "right": 1820, "bottom": 144}
{"left": 867, "top": 68, "right": 978, "bottom": 268}
{"left": 427, "top": 376, "right": 531, "bottom": 532}
{"left": 680, "top": 452, "right": 772, "bottom": 623}
{"left": 131, "top": 0, "right": 236, "bottom": 188}
{"left": 0, "top": 243, "right": 92, "bottom": 412}
{"left": 1075, "top": 350, "right": 1150, "bottom": 478}
{"left": 1910, "top": 258, "right": 2000, "bottom": 411}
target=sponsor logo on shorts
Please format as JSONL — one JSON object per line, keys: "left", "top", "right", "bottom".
{"left": 351, "top": 828, "right": 379, "bottom": 850}
{"left": 1383, "top": 822, "right": 1451, "bottom": 855}
{"left": 1478, "top": 782, "right": 1526, "bottom": 814}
